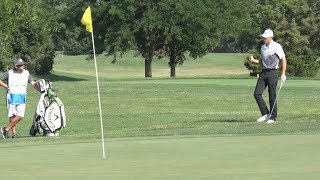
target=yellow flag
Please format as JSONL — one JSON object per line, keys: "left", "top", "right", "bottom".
{"left": 81, "top": 6, "right": 93, "bottom": 32}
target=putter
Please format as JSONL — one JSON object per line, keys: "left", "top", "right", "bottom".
{"left": 267, "top": 80, "right": 284, "bottom": 119}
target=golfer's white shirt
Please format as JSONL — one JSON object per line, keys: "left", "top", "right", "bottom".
{"left": 260, "top": 41, "right": 285, "bottom": 69}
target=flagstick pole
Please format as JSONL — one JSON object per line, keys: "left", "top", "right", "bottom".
{"left": 91, "top": 31, "right": 106, "bottom": 159}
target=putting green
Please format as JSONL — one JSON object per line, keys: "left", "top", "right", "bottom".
{"left": 1, "top": 134, "right": 320, "bottom": 179}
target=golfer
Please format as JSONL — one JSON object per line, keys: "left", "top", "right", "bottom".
{"left": 0, "top": 58, "right": 40, "bottom": 139}
{"left": 249, "top": 29, "right": 287, "bottom": 123}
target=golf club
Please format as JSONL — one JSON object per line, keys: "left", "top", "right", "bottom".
{"left": 268, "top": 80, "right": 284, "bottom": 119}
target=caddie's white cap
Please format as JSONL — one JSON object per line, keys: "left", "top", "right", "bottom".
{"left": 261, "top": 29, "right": 273, "bottom": 38}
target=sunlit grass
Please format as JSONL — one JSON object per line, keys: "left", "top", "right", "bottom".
{"left": 1, "top": 52, "right": 320, "bottom": 179}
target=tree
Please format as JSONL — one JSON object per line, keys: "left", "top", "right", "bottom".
{"left": 160, "top": 0, "right": 258, "bottom": 77}
{"left": 92, "top": 0, "right": 164, "bottom": 77}
{"left": 51, "top": 0, "right": 94, "bottom": 55}
{"left": 0, "top": 0, "right": 19, "bottom": 70}
{"left": 212, "top": 0, "right": 260, "bottom": 53}
{"left": 158, "top": 0, "right": 216, "bottom": 78}
{"left": 98, "top": 0, "right": 255, "bottom": 78}
{"left": 0, "top": 0, "right": 56, "bottom": 75}
{"left": 133, "top": 1, "right": 165, "bottom": 77}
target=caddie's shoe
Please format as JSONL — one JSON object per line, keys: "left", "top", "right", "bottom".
{"left": 257, "top": 114, "right": 269, "bottom": 122}
{"left": 266, "top": 119, "right": 276, "bottom": 124}
{"left": 12, "top": 133, "right": 17, "bottom": 139}
{"left": 1, "top": 127, "right": 7, "bottom": 140}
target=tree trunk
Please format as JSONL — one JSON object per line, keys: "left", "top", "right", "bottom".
{"left": 144, "top": 46, "right": 154, "bottom": 78}
{"left": 170, "top": 63, "right": 176, "bottom": 78}
{"left": 169, "top": 54, "right": 177, "bottom": 78}
{"left": 145, "top": 57, "right": 152, "bottom": 78}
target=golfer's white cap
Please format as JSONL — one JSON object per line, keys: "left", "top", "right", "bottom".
{"left": 261, "top": 29, "right": 273, "bottom": 38}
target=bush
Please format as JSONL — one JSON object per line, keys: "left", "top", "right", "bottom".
{"left": 11, "top": 24, "right": 55, "bottom": 75}
{"left": 243, "top": 52, "right": 261, "bottom": 76}
{"left": 0, "top": 1, "right": 56, "bottom": 75}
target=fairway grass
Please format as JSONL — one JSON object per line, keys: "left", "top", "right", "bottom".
{"left": 53, "top": 52, "right": 250, "bottom": 79}
{"left": 1, "top": 52, "right": 320, "bottom": 179}
{"left": 1, "top": 135, "right": 320, "bottom": 179}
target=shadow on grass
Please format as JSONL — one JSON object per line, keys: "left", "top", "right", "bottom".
{"left": 40, "top": 73, "right": 88, "bottom": 82}
{"left": 193, "top": 119, "right": 253, "bottom": 123}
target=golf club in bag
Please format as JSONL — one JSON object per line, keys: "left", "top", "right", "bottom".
{"left": 267, "top": 80, "right": 284, "bottom": 119}
{"left": 29, "top": 79, "right": 66, "bottom": 136}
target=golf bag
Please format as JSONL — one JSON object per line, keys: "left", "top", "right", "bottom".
{"left": 29, "top": 79, "right": 66, "bottom": 136}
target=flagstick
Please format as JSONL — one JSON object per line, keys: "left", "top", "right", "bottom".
{"left": 91, "top": 31, "right": 106, "bottom": 159}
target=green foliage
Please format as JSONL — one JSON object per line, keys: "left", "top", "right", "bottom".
{"left": 55, "top": 0, "right": 319, "bottom": 77}
{"left": 86, "top": 0, "right": 252, "bottom": 77}
{"left": 59, "top": 27, "right": 92, "bottom": 55}
{"left": 212, "top": 0, "right": 260, "bottom": 53}
{"left": 246, "top": 0, "right": 320, "bottom": 77}
{"left": 286, "top": 51, "right": 320, "bottom": 77}
{"left": 0, "top": 0, "right": 56, "bottom": 75}
{"left": 243, "top": 52, "right": 261, "bottom": 76}
{"left": 12, "top": 23, "right": 55, "bottom": 75}
{"left": 0, "top": 0, "right": 17, "bottom": 70}
{"left": 53, "top": 0, "right": 96, "bottom": 55}
{"left": 160, "top": 0, "right": 217, "bottom": 66}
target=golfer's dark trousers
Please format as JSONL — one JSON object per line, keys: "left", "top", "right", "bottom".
{"left": 254, "top": 69, "right": 278, "bottom": 120}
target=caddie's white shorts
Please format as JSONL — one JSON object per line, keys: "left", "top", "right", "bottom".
{"left": 7, "top": 104, "right": 26, "bottom": 118}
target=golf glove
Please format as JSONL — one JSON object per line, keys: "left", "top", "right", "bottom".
{"left": 281, "top": 74, "right": 286, "bottom": 83}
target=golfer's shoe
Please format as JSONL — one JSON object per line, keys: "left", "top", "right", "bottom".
{"left": 256, "top": 114, "right": 269, "bottom": 122}
{"left": 1, "top": 127, "right": 7, "bottom": 140}
{"left": 12, "top": 133, "right": 17, "bottom": 139}
{"left": 266, "top": 119, "right": 276, "bottom": 124}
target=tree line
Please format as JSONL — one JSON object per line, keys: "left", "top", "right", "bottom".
{"left": 0, "top": 0, "right": 319, "bottom": 77}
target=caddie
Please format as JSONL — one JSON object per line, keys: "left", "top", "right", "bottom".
{"left": 0, "top": 58, "right": 40, "bottom": 139}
